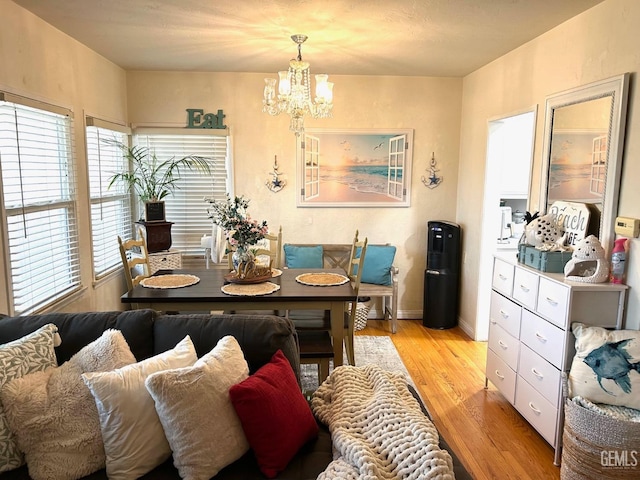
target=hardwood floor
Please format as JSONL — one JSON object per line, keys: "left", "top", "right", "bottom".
{"left": 357, "top": 319, "right": 561, "bottom": 480}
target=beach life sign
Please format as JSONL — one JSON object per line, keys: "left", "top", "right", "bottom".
{"left": 548, "top": 201, "right": 594, "bottom": 247}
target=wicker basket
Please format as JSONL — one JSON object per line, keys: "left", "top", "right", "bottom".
{"left": 561, "top": 398, "right": 640, "bottom": 479}
{"left": 148, "top": 250, "right": 182, "bottom": 274}
{"left": 352, "top": 297, "right": 372, "bottom": 331}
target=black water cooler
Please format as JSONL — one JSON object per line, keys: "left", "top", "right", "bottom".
{"left": 423, "top": 221, "right": 461, "bottom": 329}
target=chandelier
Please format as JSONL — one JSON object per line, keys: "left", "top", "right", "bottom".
{"left": 262, "top": 35, "right": 334, "bottom": 136}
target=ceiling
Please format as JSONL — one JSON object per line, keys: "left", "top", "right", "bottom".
{"left": 13, "top": 0, "right": 604, "bottom": 77}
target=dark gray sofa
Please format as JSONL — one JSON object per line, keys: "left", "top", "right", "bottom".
{"left": 0, "top": 310, "right": 470, "bottom": 480}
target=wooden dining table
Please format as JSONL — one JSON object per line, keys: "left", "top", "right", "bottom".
{"left": 120, "top": 268, "right": 355, "bottom": 367}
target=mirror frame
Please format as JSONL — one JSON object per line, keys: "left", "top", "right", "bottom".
{"left": 539, "top": 73, "right": 630, "bottom": 254}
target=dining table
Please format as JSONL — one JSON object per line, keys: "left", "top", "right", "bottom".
{"left": 120, "top": 267, "right": 356, "bottom": 367}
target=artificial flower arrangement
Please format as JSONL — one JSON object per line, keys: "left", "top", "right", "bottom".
{"left": 205, "top": 195, "right": 270, "bottom": 278}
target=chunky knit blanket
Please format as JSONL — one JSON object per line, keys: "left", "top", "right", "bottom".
{"left": 312, "top": 365, "right": 455, "bottom": 480}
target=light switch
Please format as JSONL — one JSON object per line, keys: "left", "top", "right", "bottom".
{"left": 614, "top": 216, "right": 640, "bottom": 238}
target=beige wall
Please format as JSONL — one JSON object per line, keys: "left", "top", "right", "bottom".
{"left": 126, "top": 72, "right": 462, "bottom": 319}
{"left": 457, "top": 0, "right": 640, "bottom": 333}
{"left": 0, "top": 0, "right": 129, "bottom": 314}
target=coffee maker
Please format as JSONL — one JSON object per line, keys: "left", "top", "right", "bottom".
{"left": 498, "top": 206, "right": 512, "bottom": 241}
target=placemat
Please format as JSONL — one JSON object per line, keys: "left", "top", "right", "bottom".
{"left": 271, "top": 268, "right": 283, "bottom": 277}
{"left": 140, "top": 274, "right": 200, "bottom": 289}
{"left": 221, "top": 282, "right": 280, "bottom": 296}
{"left": 295, "top": 272, "right": 349, "bottom": 286}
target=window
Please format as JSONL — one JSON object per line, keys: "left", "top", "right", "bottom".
{"left": 133, "top": 130, "right": 231, "bottom": 256}
{"left": 0, "top": 92, "right": 80, "bottom": 315}
{"left": 86, "top": 117, "right": 132, "bottom": 279}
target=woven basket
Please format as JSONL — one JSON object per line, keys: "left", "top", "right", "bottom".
{"left": 561, "top": 398, "right": 640, "bottom": 479}
{"left": 352, "top": 299, "right": 372, "bottom": 331}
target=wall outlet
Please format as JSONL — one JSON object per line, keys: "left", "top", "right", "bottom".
{"left": 614, "top": 216, "right": 640, "bottom": 238}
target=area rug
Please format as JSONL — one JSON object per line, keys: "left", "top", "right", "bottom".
{"left": 300, "top": 335, "right": 412, "bottom": 392}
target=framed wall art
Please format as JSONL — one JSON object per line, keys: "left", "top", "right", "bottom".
{"left": 296, "top": 128, "right": 414, "bottom": 207}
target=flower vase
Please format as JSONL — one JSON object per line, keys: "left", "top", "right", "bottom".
{"left": 232, "top": 247, "right": 254, "bottom": 275}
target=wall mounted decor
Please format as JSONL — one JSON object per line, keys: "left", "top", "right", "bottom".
{"left": 297, "top": 128, "right": 414, "bottom": 207}
{"left": 266, "top": 155, "right": 286, "bottom": 193}
{"left": 421, "top": 152, "right": 442, "bottom": 189}
{"left": 539, "top": 74, "right": 630, "bottom": 254}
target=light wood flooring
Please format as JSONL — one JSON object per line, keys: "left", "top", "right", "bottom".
{"left": 357, "top": 319, "right": 561, "bottom": 480}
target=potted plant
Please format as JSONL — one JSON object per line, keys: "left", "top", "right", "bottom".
{"left": 107, "top": 139, "right": 212, "bottom": 222}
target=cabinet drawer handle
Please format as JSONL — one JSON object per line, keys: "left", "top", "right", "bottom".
{"left": 531, "top": 368, "right": 544, "bottom": 379}
{"left": 535, "top": 332, "right": 547, "bottom": 342}
{"left": 545, "top": 297, "right": 558, "bottom": 306}
{"left": 494, "top": 370, "right": 505, "bottom": 380}
{"left": 519, "top": 284, "right": 530, "bottom": 293}
{"left": 490, "top": 320, "right": 497, "bottom": 325}
{"left": 528, "top": 402, "right": 542, "bottom": 415}
{"left": 499, "top": 309, "right": 509, "bottom": 319}
{"left": 498, "top": 273, "right": 507, "bottom": 280}
{"left": 498, "top": 340, "right": 508, "bottom": 350}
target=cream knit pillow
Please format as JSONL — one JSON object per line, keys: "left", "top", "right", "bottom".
{"left": 145, "top": 335, "right": 250, "bottom": 480}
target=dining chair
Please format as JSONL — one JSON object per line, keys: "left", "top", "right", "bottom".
{"left": 295, "top": 230, "right": 368, "bottom": 377}
{"left": 226, "top": 226, "right": 283, "bottom": 270}
{"left": 117, "top": 227, "right": 151, "bottom": 291}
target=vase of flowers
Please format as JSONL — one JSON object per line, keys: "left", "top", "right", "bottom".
{"left": 206, "top": 195, "right": 269, "bottom": 277}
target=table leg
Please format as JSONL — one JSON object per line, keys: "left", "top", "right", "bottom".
{"left": 330, "top": 301, "right": 344, "bottom": 367}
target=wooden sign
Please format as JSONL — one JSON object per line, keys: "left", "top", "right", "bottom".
{"left": 186, "top": 108, "right": 226, "bottom": 129}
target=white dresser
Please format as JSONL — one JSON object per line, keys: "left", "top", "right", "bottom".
{"left": 485, "top": 254, "right": 627, "bottom": 464}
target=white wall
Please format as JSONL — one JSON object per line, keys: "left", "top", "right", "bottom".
{"left": 457, "top": 0, "right": 640, "bottom": 333}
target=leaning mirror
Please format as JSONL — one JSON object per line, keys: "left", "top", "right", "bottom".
{"left": 539, "top": 73, "right": 630, "bottom": 254}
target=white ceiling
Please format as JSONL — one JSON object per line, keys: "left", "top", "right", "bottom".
{"left": 13, "top": 0, "right": 604, "bottom": 77}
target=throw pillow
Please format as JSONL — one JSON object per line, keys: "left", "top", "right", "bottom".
{"left": 356, "top": 245, "right": 396, "bottom": 285}
{"left": 82, "top": 336, "right": 197, "bottom": 480}
{"left": 0, "top": 324, "right": 60, "bottom": 473}
{"left": 569, "top": 322, "right": 640, "bottom": 409}
{"left": 229, "top": 349, "right": 319, "bottom": 478}
{"left": 1, "top": 329, "right": 136, "bottom": 480}
{"left": 145, "top": 335, "right": 250, "bottom": 479}
{"left": 283, "top": 244, "right": 324, "bottom": 268}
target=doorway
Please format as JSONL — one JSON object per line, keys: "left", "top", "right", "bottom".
{"left": 475, "top": 108, "right": 536, "bottom": 341}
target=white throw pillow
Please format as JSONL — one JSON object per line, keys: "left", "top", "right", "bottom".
{"left": 569, "top": 322, "right": 640, "bottom": 410}
{"left": 82, "top": 336, "right": 197, "bottom": 480}
{"left": 0, "top": 324, "right": 60, "bottom": 473}
{"left": 145, "top": 335, "right": 250, "bottom": 480}
{"left": 1, "top": 329, "right": 136, "bottom": 480}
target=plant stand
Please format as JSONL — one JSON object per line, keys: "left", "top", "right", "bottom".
{"left": 136, "top": 221, "right": 173, "bottom": 253}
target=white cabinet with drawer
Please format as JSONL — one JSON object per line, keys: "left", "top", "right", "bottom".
{"left": 485, "top": 255, "right": 627, "bottom": 465}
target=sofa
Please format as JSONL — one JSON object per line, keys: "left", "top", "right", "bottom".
{"left": 0, "top": 309, "right": 470, "bottom": 480}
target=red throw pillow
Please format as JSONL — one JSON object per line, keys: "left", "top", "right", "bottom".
{"left": 229, "top": 350, "right": 319, "bottom": 478}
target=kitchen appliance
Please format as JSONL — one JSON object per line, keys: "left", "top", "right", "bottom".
{"left": 498, "top": 206, "right": 512, "bottom": 241}
{"left": 423, "top": 221, "right": 461, "bottom": 329}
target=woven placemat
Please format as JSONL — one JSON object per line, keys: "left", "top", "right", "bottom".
{"left": 295, "top": 272, "right": 349, "bottom": 286}
{"left": 140, "top": 274, "right": 200, "bottom": 289}
{"left": 221, "top": 281, "right": 280, "bottom": 296}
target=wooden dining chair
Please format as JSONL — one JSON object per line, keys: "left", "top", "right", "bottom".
{"left": 117, "top": 227, "right": 151, "bottom": 291}
{"left": 254, "top": 226, "right": 283, "bottom": 269}
{"left": 296, "top": 230, "right": 367, "bottom": 380}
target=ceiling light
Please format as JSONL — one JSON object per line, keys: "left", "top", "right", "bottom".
{"left": 262, "top": 35, "right": 333, "bottom": 136}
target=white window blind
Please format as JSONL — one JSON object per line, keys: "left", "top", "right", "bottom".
{"left": 86, "top": 118, "right": 132, "bottom": 279}
{"left": 0, "top": 93, "right": 80, "bottom": 315}
{"left": 133, "top": 131, "right": 230, "bottom": 255}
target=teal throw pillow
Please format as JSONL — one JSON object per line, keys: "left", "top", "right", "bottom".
{"left": 356, "top": 245, "right": 396, "bottom": 285}
{"left": 284, "top": 245, "right": 324, "bottom": 268}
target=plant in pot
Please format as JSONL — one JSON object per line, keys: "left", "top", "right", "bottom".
{"left": 107, "top": 139, "right": 212, "bottom": 252}
{"left": 107, "top": 140, "right": 212, "bottom": 223}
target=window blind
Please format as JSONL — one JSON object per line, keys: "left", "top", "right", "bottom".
{"left": 0, "top": 95, "right": 80, "bottom": 315}
{"left": 86, "top": 118, "right": 132, "bottom": 278}
{"left": 133, "top": 132, "right": 230, "bottom": 255}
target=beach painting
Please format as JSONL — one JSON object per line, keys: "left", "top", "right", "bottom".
{"left": 547, "top": 130, "right": 608, "bottom": 207}
{"left": 297, "top": 129, "right": 413, "bottom": 207}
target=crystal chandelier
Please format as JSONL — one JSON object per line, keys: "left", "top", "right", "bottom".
{"left": 262, "top": 35, "right": 334, "bottom": 136}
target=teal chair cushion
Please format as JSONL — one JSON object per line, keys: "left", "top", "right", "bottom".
{"left": 284, "top": 245, "right": 324, "bottom": 268}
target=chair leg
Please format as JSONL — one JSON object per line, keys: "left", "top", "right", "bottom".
{"left": 345, "top": 332, "right": 355, "bottom": 365}
{"left": 318, "top": 359, "right": 330, "bottom": 383}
